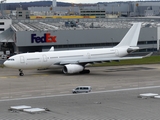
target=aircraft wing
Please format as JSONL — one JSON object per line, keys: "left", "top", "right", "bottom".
{"left": 55, "top": 52, "right": 152, "bottom": 65}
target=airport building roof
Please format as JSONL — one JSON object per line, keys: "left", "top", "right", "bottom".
{"left": 11, "top": 21, "right": 160, "bottom": 32}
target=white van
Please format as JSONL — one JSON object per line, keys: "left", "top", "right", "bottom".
{"left": 72, "top": 86, "right": 91, "bottom": 93}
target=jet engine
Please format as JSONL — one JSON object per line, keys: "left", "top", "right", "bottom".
{"left": 62, "top": 64, "right": 84, "bottom": 74}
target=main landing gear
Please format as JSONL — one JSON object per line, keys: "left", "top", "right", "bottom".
{"left": 19, "top": 69, "right": 24, "bottom": 76}
{"left": 80, "top": 69, "right": 90, "bottom": 74}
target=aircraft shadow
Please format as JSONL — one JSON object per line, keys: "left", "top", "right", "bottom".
{"left": 104, "top": 66, "right": 155, "bottom": 72}
{"left": 33, "top": 66, "right": 155, "bottom": 76}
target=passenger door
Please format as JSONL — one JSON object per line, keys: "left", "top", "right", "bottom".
{"left": 42, "top": 54, "right": 47, "bottom": 62}
{"left": 20, "top": 56, "right": 25, "bottom": 64}
{"left": 115, "top": 49, "right": 119, "bottom": 56}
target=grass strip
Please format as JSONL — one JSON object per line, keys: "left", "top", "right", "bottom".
{"left": 91, "top": 55, "right": 160, "bottom": 67}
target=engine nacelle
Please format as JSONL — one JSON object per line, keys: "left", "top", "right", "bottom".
{"left": 62, "top": 64, "right": 84, "bottom": 74}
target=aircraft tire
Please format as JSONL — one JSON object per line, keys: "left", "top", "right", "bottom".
{"left": 86, "top": 69, "right": 90, "bottom": 74}
{"left": 19, "top": 73, "right": 24, "bottom": 76}
{"left": 80, "top": 69, "right": 90, "bottom": 74}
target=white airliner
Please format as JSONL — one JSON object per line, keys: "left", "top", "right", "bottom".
{"left": 4, "top": 23, "right": 151, "bottom": 76}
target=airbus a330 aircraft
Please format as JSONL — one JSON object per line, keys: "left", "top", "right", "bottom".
{"left": 4, "top": 23, "right": 151, "bottom": 76}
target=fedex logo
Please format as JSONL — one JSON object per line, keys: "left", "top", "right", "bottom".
{"left": 31, "top": 33, "right": 57, "bottom": 43}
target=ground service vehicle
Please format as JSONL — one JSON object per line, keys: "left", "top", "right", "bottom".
{"left": 72, "top": 86, "right": 91, "bottom": 93}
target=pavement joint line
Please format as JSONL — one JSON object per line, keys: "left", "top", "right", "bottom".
{"left": 97, "top": 88, "right": 105, "bottom": 90}
{"left": 41, "top": 93, "right": 51, "bottom": 95}
{"left": 113, "top": 86, "right": 122, "bottom": 88}
{"left": 0, "top": 77, "right": 7, "bottom": 78}
{"left": 1, "top": 85, "right": 160, "bottom": 102}
{"left": 10, "top": 76, "right": 18, "bottom": 78}
{"left": 131, "top": 85, "right": 138, "bottom": 87}
{"left": 21, "top": 95, "right": 32, "bottom": 97}
{"left": 0, "top": 89, "right": 57, "bottom": 95}
{"left": 146, "top": 83, "right": 154, "bottom": 85}
{"left": 1, "top": 97, "right": 10, "bottom": 99}
{"left": 60, "top": 91, "right": 70, "bottom": 94}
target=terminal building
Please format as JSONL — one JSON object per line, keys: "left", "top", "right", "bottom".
{"left": 0, "top": 18, "right": 159, "bottom": 55}
{"left": 28, "top": 1, "right": 160, "bottom": 17}
{"left": 0, "top": 1, "right": 160, "bottom": 56}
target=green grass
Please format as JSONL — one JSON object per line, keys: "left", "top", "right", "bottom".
{"left": 91, "top": 55, "right": 160, "bottom": 67}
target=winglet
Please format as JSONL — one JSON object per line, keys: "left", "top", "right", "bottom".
{"left": 143, "top": 52, "right": 153, "bottom": 58}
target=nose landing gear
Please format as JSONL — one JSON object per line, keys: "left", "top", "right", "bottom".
{"left": 19, "top": 69, "right": 24, "bottom": 76}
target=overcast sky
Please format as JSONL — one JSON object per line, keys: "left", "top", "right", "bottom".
{"left": 6, "top": 0, "right": 137, "bottom": 4}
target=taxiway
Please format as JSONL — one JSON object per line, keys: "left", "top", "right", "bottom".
{"left": 0, "top": 64, "right": 160, "bottom": 119}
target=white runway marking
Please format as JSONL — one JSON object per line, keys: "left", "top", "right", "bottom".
{"left": 1, "top": 86, "right": 160, "bottom": 102}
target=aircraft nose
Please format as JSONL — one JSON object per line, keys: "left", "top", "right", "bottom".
{"left": 3, "top": 61, "right": 8, "bottom": 67}
{"left": 3, "top": 59, "right": 18, "bottom": 69}
{"left": 3, "top": 61, "right": 11, "bottom": 67}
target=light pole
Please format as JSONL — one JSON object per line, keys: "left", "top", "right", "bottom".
{"left": 67, "top": 39, "right": 69, "bottom": 50}
{"left": 111, "top": 38, "right": 113, "bottom": 47}
{"left": 112, "top": 5, "right": 114, "bottom": 15}
{"left": 152, "top": 36, "right": 154, "bottom": 52}
{"left": 0, "top": 0, "right": 6, "bottom": 17}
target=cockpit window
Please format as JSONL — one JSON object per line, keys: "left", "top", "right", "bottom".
{"left": 7, "top": 59, "right": 15, "bottom": 61}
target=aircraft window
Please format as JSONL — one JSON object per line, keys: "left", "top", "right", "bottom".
{"left": 59, "top": 55, "right": 83, "bottom": 58}
{"left": 27, "top": 58, "right": 40, "bottom": 60}
{"left": 7, "top": 59, "right": 15, "bottom": 61}
{"left": 50, "top": 57, "right": 58, "bottom": 59}
{"left": 91, "top": 52, "right": 114, "bottom": 56}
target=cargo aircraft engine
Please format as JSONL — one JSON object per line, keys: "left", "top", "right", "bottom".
{"left": 62, "top": 64, "right": 90, "bottom": 74}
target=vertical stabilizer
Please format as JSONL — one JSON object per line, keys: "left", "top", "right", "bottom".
{"left": 114, "top": 23, "right": 141, "bottom": 48}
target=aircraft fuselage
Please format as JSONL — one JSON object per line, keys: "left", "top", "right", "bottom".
{"left": 5, "top": 47, "right": 128, "bottom": 69}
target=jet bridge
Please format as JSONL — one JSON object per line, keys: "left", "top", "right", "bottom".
{"left": 0, "top": 28, "right": 14, "bottom": 42}
{"left": 0, "top": 28, "right": 15, "bottom": 56}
